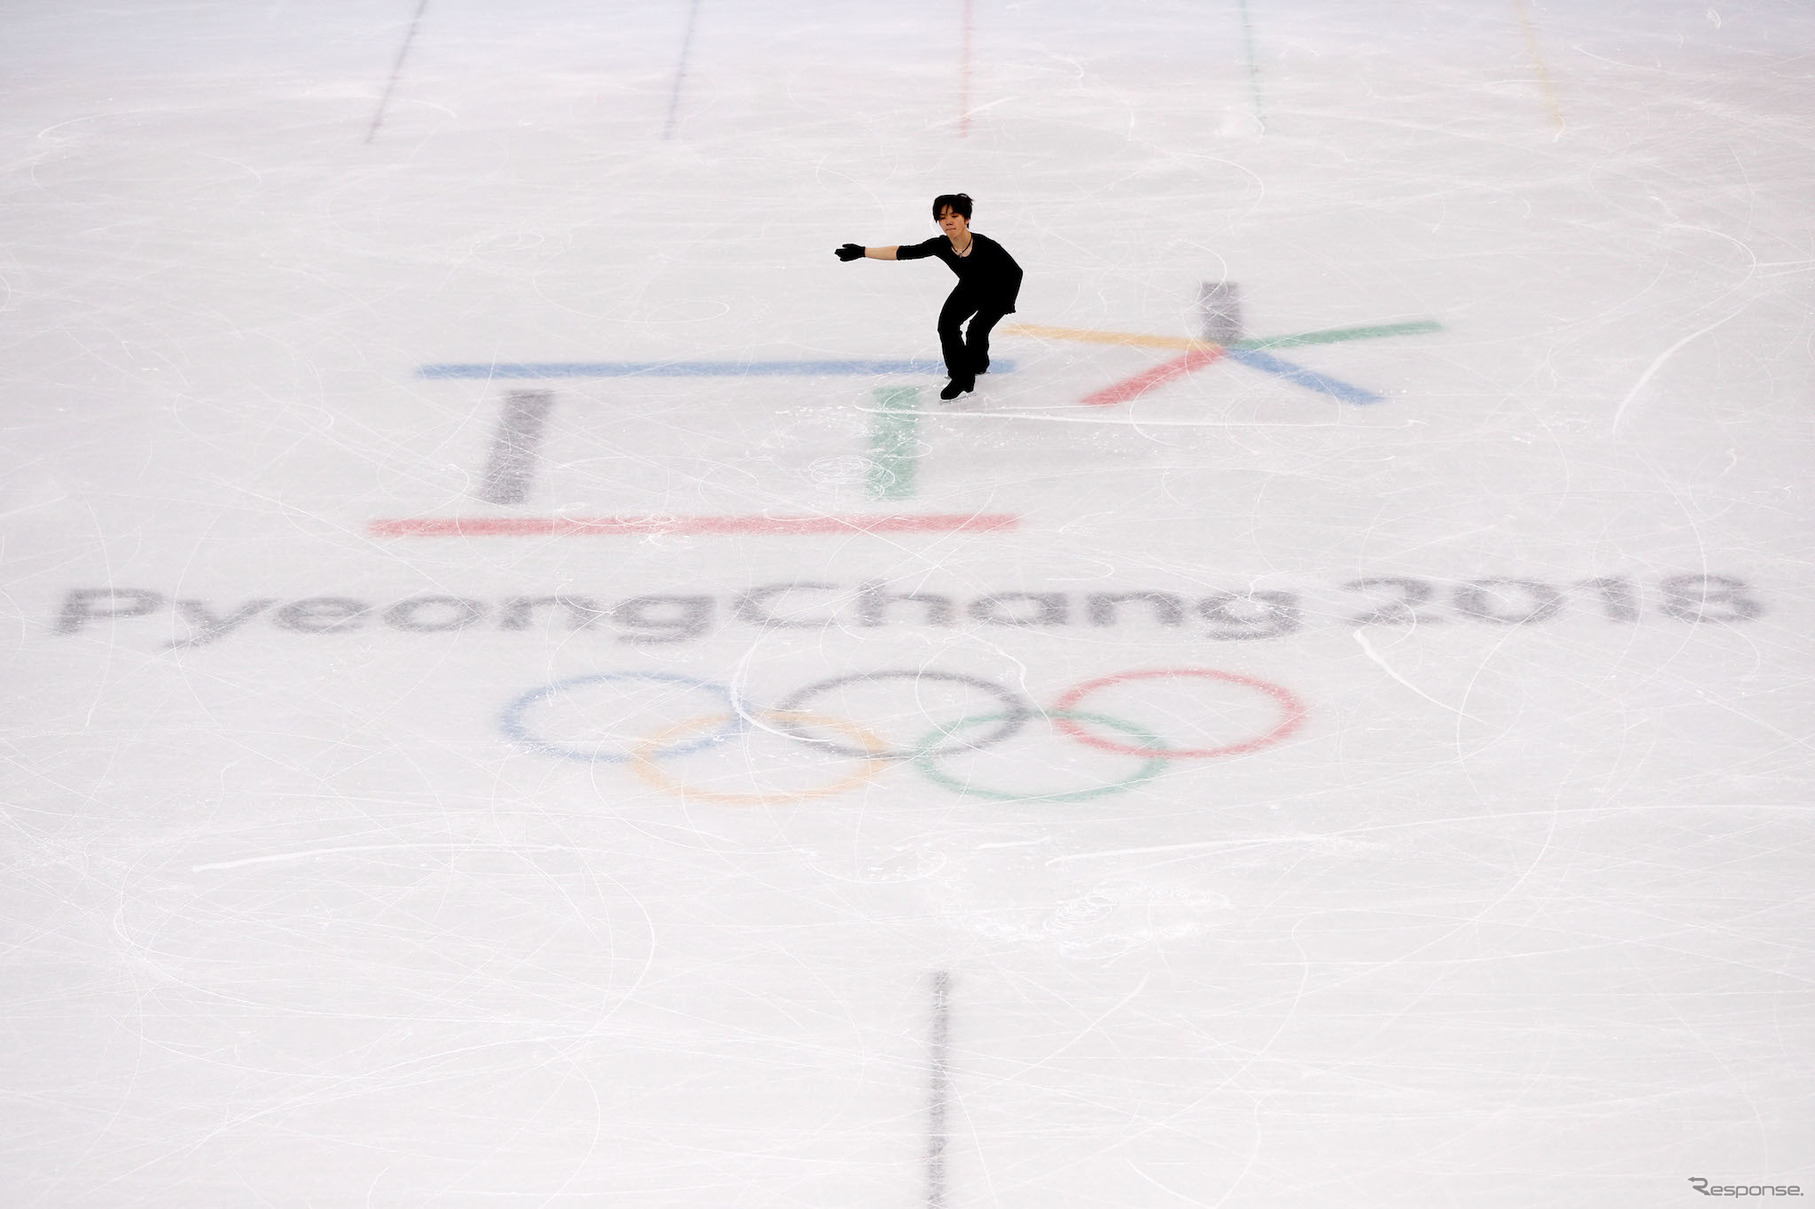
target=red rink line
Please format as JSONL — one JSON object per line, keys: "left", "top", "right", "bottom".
{"left": 370, "top": 514, "right": 1019, "bottom": 537}
{"left": 1081, "top": 345, "right": 1226, "bottom": 406}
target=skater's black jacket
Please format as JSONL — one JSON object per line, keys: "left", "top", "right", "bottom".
{"left": 897, "top": 233, "right": 1023, "bottom": 312}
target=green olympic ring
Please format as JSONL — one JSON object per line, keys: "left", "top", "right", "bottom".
{"left": 911, "top": 710, "right": 1171, "bottom": 803}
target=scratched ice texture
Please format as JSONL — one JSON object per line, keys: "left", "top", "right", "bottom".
{"left": 1, "top": 1, "right": 1811, "bottom": 1205}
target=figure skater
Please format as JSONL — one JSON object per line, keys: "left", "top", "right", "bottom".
{"left": 836, "top": 193, "right": 1024, "bottom": 400}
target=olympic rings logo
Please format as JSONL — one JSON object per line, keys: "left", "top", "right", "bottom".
{"left": 501, "top": 667, "right": 1308, "bottom": 804}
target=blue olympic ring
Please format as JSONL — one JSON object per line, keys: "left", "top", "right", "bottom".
{"left": 500, "top": 672, "right": 751, "bottom": 763}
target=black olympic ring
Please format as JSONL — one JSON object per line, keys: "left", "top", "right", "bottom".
{"left": 769, "top": 670, "right": 1036, "bottom": 760}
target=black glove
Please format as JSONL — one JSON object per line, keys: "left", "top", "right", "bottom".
{"left": 835, "top": 243, "right": 865, "bottom": 262}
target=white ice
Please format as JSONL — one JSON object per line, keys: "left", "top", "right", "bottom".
{"left": 2, "top": 1, "right": 1812, "bottom": 1205}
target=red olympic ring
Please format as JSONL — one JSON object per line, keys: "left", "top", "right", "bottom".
{"left": 1052, "top": 668, "right": 1307, "bottom": 759}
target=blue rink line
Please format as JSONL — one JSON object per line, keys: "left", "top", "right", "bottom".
{"left": 419, "top": 360, "right": 1017, "bottom": 380}
{"left": 1222, "top": 347, "right": 1382, "bottom": 405}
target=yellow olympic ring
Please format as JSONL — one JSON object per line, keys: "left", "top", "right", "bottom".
{"left": 629, "top": 709, "right": 892, "bottom": 805}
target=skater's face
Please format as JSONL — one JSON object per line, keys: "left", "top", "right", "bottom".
{"left": 936, "top": 206, "right": 970, "bottom": 241}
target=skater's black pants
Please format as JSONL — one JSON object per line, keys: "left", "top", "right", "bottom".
{"left": 937, "top": 287, "right": 1009, "bottom": 382}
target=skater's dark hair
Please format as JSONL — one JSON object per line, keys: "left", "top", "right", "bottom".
{"left": 932, "top": 193, "right": 973, "bottom": 221}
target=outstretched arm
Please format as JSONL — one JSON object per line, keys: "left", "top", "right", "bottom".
{"left": 836, "top": 244, "right": 899, "bottom": 261}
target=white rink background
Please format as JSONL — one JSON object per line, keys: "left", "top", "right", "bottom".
{"left": 3, "top": 2, "right": 1812, "bottom": 1205}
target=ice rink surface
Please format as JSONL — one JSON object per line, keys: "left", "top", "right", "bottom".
{"left": 3, "top": 1, "right": 1813, "bottom": 1204}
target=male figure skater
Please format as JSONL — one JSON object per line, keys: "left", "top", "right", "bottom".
{"left": 836, "top": 194, "right": 1023, "bottom": 400}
